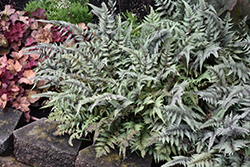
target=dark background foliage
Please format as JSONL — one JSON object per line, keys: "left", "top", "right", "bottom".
{"left": 0, "top": 0, "right": 30, "bottom": 11}
{"left": 0, "top": 0, "right": 154, "bottom": 19}
{"left": 89, "top": 0, "right": 154, "bottom": 18}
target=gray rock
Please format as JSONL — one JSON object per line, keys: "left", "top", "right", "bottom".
{"left": 0, "top": 108, "right": 22, "bottom": 155}
{"left": 13, "top": 118, "right": 82, "bottom": 167}
{"left": 75, "top": 145, "right": 153, "bottom": 167}
{"left": 0, "top": 154, "right": 32, "bottom": 167}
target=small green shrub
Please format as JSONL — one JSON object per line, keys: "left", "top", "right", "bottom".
{"left": 29, "top": 0, "right": 250, "bottom": 166}
{"left": 24, "top": 0, "right": 92, "bottom": 24}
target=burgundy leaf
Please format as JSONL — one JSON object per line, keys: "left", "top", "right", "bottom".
{"left": 0, "top": 83, "right": 8, "bottom": 95}
{"left": 31, "top": 7, "right": 47, "bottom": 20}
{"left": 4, "top": 22, "right": 25, "bottom": 42}
{"left": 0, "top": 67, "right": 14, "bottom": 84}
{"left": 10, "top": 41, "right": 21, "bottom": 51}
{"left": 51, "top": 30, "right": 62, "bottom": 42}
{"left": 25, "top": 57, "right": 38, "bottom": 69}
{"left": 25, "top": 37, "right": 35, "bottom": 46}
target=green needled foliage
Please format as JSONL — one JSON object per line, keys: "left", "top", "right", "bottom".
{"left": 28, "top": 0, "right": 250, "bottom": 166}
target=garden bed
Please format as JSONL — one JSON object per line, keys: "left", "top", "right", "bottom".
{"left": 1, "top": 0, "right": 250, "bottom": 167}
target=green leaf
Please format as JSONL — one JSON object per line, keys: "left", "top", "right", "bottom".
{"left": 153, "top": 96, "right": 165, "bottom": 123}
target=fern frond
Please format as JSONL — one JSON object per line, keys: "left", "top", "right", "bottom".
{"left": 116, "top": 122, "right": 144, "bottom": 159}
{"left": 89, "top": 1, "right": 116, "bottom": 37}
{"left": 197, "top": 85, "right": 229, "bottom": 105}
{"left": 188, "top": 152, "right": 214, "bottom": 167}
{"left": 234, "top": 35, "right": 250, "bottom": 55}
{"left": 214, "top": 140, "right": 250, "bottom": 155}
{"left": 155, "top": 0, "right": 182, "bottom": 19}
{"left": 195, "top": 43, "right": 220, "bottom": 72}
{"left": 148, "top": 124, "right": 197, "bottom": 151}
{"left": 95, "top": 131, "right": 116, "bottom": 157}
{"left": 162, "top": 155, "right": 191, "bottom": 167}
{"left": 130, "top": 126, "right": 150, "bottom": 158}
{"left": 77, "top": 93, "right": 127, "bottom": 115}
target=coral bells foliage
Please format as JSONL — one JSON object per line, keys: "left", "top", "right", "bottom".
{"left": 0, "top": 5, "right": 73, "bottom": 54}
{"left": 0, "top": 51, "right": 40, "bottom": 121}
{"left": 0, "top": 5, "right": 76, "bottom": 121}
{"left": 4, "top": 22, "right": 25, "bottom": 50}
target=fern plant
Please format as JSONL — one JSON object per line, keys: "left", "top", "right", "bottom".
{"left": 27, "top": 0, "right": 250, "bottom": 166}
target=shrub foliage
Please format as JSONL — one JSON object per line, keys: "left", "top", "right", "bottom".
{"left": 30, "top": 0, "right": 250, "bottom": 166}
{"left": 24, "top": 0, "right": 92, "bottom": 24}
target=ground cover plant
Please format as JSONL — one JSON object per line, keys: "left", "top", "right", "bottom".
{"left": 24, "top": 0, "right": 92, "bottom": 24}
{"left": 29, "top": 0, "right": 250, "bottom": 166}
{"left": 0, "top": 5, "right": 76, "bottom": 121}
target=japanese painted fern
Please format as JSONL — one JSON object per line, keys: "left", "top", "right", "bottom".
{"left": 29, "top": 0, "right": 250, "bottom": 166}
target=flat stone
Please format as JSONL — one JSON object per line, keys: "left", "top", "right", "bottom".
{"left": 0, "top": 154, "right": 32, "bottom": 167}
{"left": 13, "top": 118, "right": 82, "bottom": 167}
{"left": 0, "top": 108, "right": 22, "bottom": 155}
{"left": 75, "top": 145, "right": 153, "bottom": 167}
